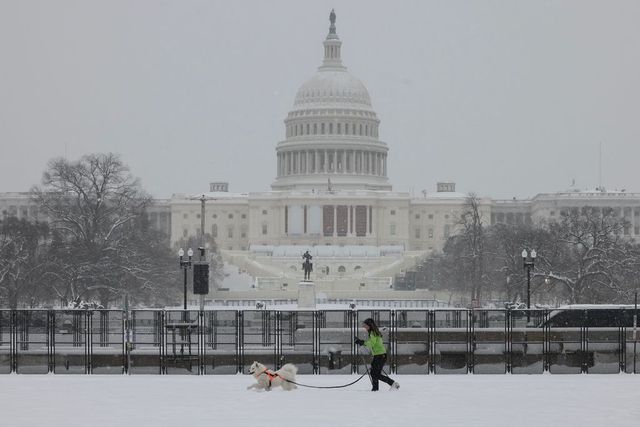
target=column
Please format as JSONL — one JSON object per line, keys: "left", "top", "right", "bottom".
{"left": 306, "top": 151, "right": 311, "bottom": 174}
{"left": 324, "top": 150, "right": 328, "bottom": 173}
{"left": 334, "top": 150, "right": 337, "bottom": 172}
{"left": 347, "top": 204, "right": 351, "bottom": 236}
{"left": 277, "top": 154, "right": 281, "bottom": 177}
{"left": 383, "top": 154, "right": 387, "bottom": 177}
{"left": 351, "top": 150, "right": 356, "bottom": 173}
{"left": 342, "top": 150, "right": 347, "bottom": 173}
{"left": 333, "top": 204, "right": 337, "bottom": 237}
{"left": 315, "top": 150, "right": 319, "bottom": 173}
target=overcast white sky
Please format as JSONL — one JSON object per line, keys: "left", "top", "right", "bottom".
{"left": 1, "top": 0, "right": 638, "bottom": 199}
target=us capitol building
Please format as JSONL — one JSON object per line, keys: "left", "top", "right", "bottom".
{"left": 2, "top": 12, "right": 640, "bottom": 299}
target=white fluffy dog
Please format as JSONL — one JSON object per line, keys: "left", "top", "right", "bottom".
{"left": 247, "top": 361, "right": 298, "bottom": 391}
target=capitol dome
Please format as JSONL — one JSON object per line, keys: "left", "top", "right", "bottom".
{"left": 293, "top": 71, "right": 373, "bottom": 109}
{"left": 272, "top": 10, "right": 391, "bottom": 192}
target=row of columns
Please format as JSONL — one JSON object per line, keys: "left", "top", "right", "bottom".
{"left": 277, "top": 150, "right": 387, "bottom": 177}
{"left": 326, "top": 204, "right": 374, "bottom": 237}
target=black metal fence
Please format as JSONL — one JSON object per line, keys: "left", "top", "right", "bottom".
{"left": 0, "top": 308, "right": 638, "bottom": 375}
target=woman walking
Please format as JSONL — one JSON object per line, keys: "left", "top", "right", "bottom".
{"left": 354, "top": 318, "right": 400, "bottom": 391}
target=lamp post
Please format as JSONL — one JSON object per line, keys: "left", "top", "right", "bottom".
{"left": 522, "top": 249, "right": 537, "bottom": 322}
{"left": 178, "top": 248, "right": 193, "bottom": 310}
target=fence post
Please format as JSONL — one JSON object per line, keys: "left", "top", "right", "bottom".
{"left": 468, "top": 309, "right": 474, "bottom": 373}
{"left": 237, "top": 310, "right": 243, "bottom": 374}
{"left": 505, "top": 309, "right": 511, "bottom": 374}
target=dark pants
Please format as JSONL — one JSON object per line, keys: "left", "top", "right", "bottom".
{"left": 370, "top": 354, "right": 394, "bottom": 391}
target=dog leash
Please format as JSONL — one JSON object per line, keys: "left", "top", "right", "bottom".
{"left": 282, "top": 348, "right": 372, "bottom": 389}
{"left": 283, "top": 372, "right": 368, "bottom": 389}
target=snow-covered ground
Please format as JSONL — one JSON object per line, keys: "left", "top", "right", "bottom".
{"left": 1, "top": 374, "right": 638, "bottom": 426}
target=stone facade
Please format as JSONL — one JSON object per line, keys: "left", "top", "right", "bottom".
{"left": 2, "top": 12, "right": 639, "bottom": 289}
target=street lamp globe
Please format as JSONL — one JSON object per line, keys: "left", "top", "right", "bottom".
{"left": 521, "top": 249, "right": 528, "bottom": 259}
{"left": 187, "top": 248, "right": 194, "bottom": 258}
{"left": 178, "top": 248, "right": 184, "bottom": 257}
{"left": 531, "top": 249, "right": 537, "bottom": 259}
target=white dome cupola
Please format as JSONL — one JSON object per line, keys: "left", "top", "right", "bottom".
{"left": 272, "top": 10, "right": 391, "bottom": 191}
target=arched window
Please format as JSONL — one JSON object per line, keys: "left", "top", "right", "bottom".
{"left": 337, "top": 123, "right": 341, "bottom": 134}
{"left": 306, "top": 123, "right": 310, "bottom": 134}
{"left": 313, "top": 123, "right": 317, "bottom": 134}
{"left": 359, "top": 124, "right": 363, "bottom": 135}
{"left": 345, "top": 123, "right": 349, "bottom": 135}
{"left": 352, "top": 123, "right": 356, "bottom": 134}
{"left": 321, "top": 123, "right": 325, "bottom": 134}
{"left": 338, "top": 266, "right": 346, "bottom": 274}
{"left": 329, "top": 123, "right": 333, "bottom": 134}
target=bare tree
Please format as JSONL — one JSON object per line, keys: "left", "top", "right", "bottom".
{"left": 31, "top": 153, "right": 173, "bottom": 307}
{"left": 0, "top": 218, "right": 50, "bottom": 308}
{"left": 457, "top": 193, "right": 488, "bottom": 304}
{"left": 539, "top": 207, "right": 637, "bottom": 303}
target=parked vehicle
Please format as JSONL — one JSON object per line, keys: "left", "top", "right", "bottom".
{"left": 538, "top": 305, "right": 639, "bottom": 328}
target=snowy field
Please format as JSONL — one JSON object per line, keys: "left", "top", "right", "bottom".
{"left": 1, "top": 374, "right": 638, "bottom": 427}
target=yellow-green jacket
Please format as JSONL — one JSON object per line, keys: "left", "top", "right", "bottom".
{"left": 364, "top": 333, "right": 387, "bottom": 355}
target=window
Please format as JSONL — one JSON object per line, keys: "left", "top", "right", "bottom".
{"left": 262, "top": 209, "right": 268, "bottom": 215}
{"left": 228, "top": 227, "right": 234, "bottom": 238}
{"left": 183, "top": 213, "right": 188, "bottom": 219}
{"left": 211, "top": 224, "right": 218, "bottom": 238}
{"left": 262, "top": 224, "right": 268, "bottom": 235}
{"left": 444, "top": 225, "right": 450, "bottom": 238}
{"left": 313, "top": 123, "right": 317, "bottom": 134}
{"left": 635, "top": 226, "right": 639, "bottom": 235}
{"left": 390, "top": 224, "right": 396, "bottom": 236}
{"left": 196, "top": 214, "right": 201, "bottom": 219}
{"left": 390, "top": 210, "right": 396, "bottom": 215}
{"left": 241, "top": 214, "right": 246, "bottom": 219}
{"left": 428, "top": 214, "right": 433, "bottom": 220}
{"left": 183, "top": 229, "right": 188, "bottom": 237}
{"left": 550, "top": 211, "right": 555, "bottom": 216}
{"left": 415, "top": 214, "right": 420, "bottom": 219}
{"left": 329, "top": 123, "right": 333, "bottom": 134}
{"left": 444, "top": 214, "right": 449, "bottom": 220}
{"left": 241, "top": 229, "right": 247, "bottom": 238}
{"left": 337, "top": 123, "right": 341, "bottom": 134}
{"left": 415, "top": 228, "right": 421, "bottom": 239}
{"left": 321, "top": 123, "right": 325, "bottom": 134}
{"left": 212, "top": 214, "right": 217, "bottom": 219}
{"left": 428, "top": 229, "right": 433, "bottom": 239}
{"left": 228, "top": 213, "right": 233, "bottom": 219}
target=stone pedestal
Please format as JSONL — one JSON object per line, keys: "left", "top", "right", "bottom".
{"left": 298, "top": 281, "right": 316, "bottom": 309}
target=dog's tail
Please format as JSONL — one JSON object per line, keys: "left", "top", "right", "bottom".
{"left": 280, "top": 363, "right": 298, "bottom": 376}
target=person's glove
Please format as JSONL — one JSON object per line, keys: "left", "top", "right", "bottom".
{"left": 354, "top": 336, "right": 364, "bottom": 346}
